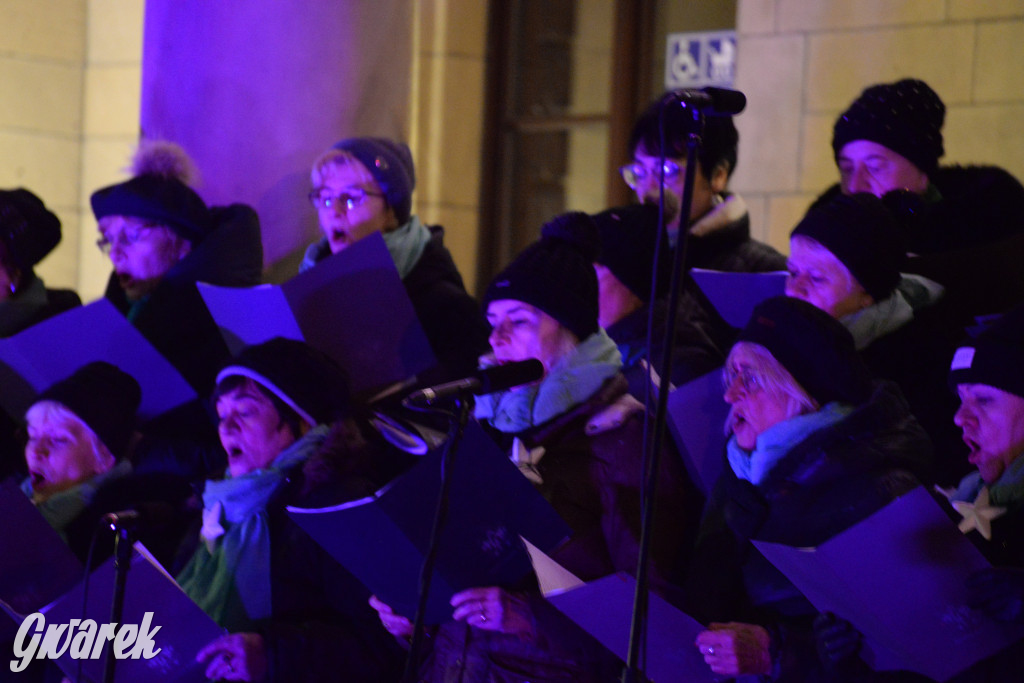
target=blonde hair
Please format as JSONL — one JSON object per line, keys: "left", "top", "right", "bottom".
{"left": 310, "top": 149, "right": 378, "bottom": 188}
{"left": 724, "top": 341, "right": 819, "bottom": 436}
{"left": 25, "top": 400, "right": 116, "bottom": 473}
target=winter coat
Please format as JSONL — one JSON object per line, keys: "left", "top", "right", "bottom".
{"left": 686, "top": 381, "right": 931, "bottom": 682}
{"left": 606, "top": 297, "right": 724, "bottom": 402}
{"left": 302, "top": 223, "right": 491, "bottom": 384}
{"left": 103, "top": 203, "right": 263, "bottom": 395}
{"left": 815, "top": 166, "right": 1024, "bottom": 339}
{"left": 684, "top": 193, "right": 787, "bottom": 274}
{"left": 0, "top": 273, "right": 80, "bottom": 338}
{"left": 417, "top": 375, "right": 701, "bottom": 683}
{"left": 502, "top": 373, "right": 701, "bottom": 590}
{"left": 173, "top": 421, "right": 405, "bottom": 683}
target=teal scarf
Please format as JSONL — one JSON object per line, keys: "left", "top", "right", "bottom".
{"left": 951, "top": 452, "right": 1024, "bottom": 507}
{"left": 22, "top": 459, "right": 132, "bottom": 539}
{"left": 842, "top": 274, "right": 944, "bottom": 350}
{"left": 383, "top": 215, "right": 431, "bottom": 279}
{"left": 727, "top": 402, "right": 853, "bottom": 485}
{"left": 177, "top": 425, "right": 328, "bottom": 631}
{"left": 474, "top": 330, "right": 622, "bottom": 433}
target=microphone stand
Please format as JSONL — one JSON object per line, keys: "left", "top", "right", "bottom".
{"left": 403, "top": 396, "right": 473, "bottom": 683}
{"left": 621, "top": 99, "right": 705, "bottom": 683}
{"left": 102, "top": 522, "right": 136, "bottom": 683}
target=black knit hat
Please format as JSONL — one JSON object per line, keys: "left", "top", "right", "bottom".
{"left": 592, "top": 204, "right": 669, "bottom": 303}
{"left": 832, "top": 79, "right": 945, "bottom": 177}
{"left": 739, "top": 296, "right": 873, "bottom": 406}
{"left": 483, "top": 212, "right": 600, "bottom": 340}
{"left": 949, "top": 305, "right": 1024, "bottom": 399}
{"left": 331, "top": 137, "right": 416, "bottom": 224}
{"left": 216, "top": 338, "right": 352, "bottom": 427}
{"left": 791, "top": 193, "right": 906, "bottom": 302}
{"left": 36, "top": 361, "right": 141, "bottom": 459}
{"left": 0, "top": 189, "right": 61, "bottom": 272}
{"left": 90, "top": 174, "right": 212, "bottom": 245}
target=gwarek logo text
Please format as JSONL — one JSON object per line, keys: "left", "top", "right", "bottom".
{"left": 10, "top": 612, "right": 161, "bottom": 673}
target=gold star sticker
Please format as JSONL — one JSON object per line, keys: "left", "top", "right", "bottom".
{"left": 951, "top": 487, "right": 1006, "bottom": 541}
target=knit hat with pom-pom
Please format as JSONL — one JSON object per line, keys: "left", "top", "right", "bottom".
{"left": 90, "top": 140, "right": 212, "bottom": 245}
{"left": 483, "top": 212, "right": 600, "bottom": 340}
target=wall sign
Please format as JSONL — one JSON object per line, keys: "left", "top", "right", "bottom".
{"left": 665, "top": 30, "right": 736, "bottom": 89}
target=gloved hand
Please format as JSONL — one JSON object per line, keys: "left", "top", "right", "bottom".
{"left": 813, "top": 611, "right": 862, "bottom": 669}
{"left": 966, "top": 567, "right": 1024, "bottom": 623}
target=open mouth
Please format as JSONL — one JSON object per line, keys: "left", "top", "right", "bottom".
{"left": 29, "top": 471, "right": 46, "bottom": 488}
{"left": 963, "top": 436, "right": 981, "bottom": 462}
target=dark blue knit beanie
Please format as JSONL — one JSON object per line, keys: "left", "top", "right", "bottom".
{"left": 331, "top": 137, "right": 416, "bottom": 224}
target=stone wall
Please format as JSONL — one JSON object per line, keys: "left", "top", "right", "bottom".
{"left": 732, "top": 0, "right": 1024, "bottom": 252}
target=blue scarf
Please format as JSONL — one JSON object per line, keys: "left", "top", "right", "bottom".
{"left": 474, "top": 330, "right": 622, "bottom": 433}
{"left": 177, "top": 425, "right": 328, "bottom": 631}
{"left": 951, "top": 452, "right": 1024, "bottom": 507}
{"left": 727, "top": 402, "right": 852, "bottom": 485}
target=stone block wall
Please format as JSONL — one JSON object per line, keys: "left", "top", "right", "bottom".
{"left": 732, "top": 0, "right": 1024, "bottom": 253}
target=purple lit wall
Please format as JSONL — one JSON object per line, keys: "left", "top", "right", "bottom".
{"left": 140, "top": 0, "right": 412, "bottom": 271}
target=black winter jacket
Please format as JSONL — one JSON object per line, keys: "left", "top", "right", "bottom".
{"left": 104, "top": 203, "right": 263, "bottom": 395}
{"left": 686, "top": 381, "right": 931, "bottom": 682}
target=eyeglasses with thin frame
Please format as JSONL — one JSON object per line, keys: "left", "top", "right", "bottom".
{"left": 619, "top": 160, "right": 682, "bottom": 190}
{"left": 722, "top": 366, "right": 764, "bottom": 394}
{"left": 308, "top": 187, "right": 385, "bottom": 212}
{"left": 96, "top": 223, "right": 158, "bottom": 255}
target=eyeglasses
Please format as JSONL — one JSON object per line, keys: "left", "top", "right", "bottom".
{"left": 96, "top": 223, "right": 157, "bottom": 255}
{"left": 722, "top": 366, "right": 764, "bottom": 394}
{"left": 619, "top": 160, "right": 682, "bottom": 189}
{"left": 308, "top": 187, "right": 384, "bottom": 211}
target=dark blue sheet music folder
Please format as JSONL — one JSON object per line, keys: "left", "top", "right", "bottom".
{"left": 200, "top": 232, "right": 435, "bottom": 397}
{"left": 288, "top": 421, "right": 571, "bottom": 623}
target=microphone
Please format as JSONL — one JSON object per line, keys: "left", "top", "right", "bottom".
{"left": 663, "top": 86, "right": 746, "bottom": 115}
{"left": 102, "top": 502, "right": 177, "bottom": 531}
{"left": 403, "top": 359, "right": 545, "bottom": 407}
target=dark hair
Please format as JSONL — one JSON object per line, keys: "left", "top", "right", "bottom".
{"left": 212, "top": 375, "right": 305, "bottom": 439}
{"left": 628, "top": 97, "right": 739, "bottom": 181}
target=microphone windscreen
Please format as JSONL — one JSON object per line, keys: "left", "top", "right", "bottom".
{"left": 477, "top": 359, "right": 545, "bottom": 394}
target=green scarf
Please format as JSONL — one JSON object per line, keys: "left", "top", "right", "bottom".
{"left": 952, "top": 451, "right": 1024, "bottom": 508}
{"left": 22, "top": 459, "right": 132, "bottom": 539}
{"left": 177, "top": 425, "right": 328, "bottom": 631}
{"left": 474, "top": 330, "right": 622, "bottom": 434}
{"left": 383, "top": 215, "right": 431, "bottom": 279}
{"left": 727, "top": 402, "right": 852, "bottom": 485}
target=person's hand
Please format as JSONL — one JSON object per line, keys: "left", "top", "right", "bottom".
{"left": 196, "top": 632, "right": 267, "bottom": 682}
{"left": 813, "top": 611, "right": 862, "bottom": 669}
{"left": 967, "top": 567, "right": 1024, "bottom": 623}
{"left": 694, "top": 622, "right": 772, "bottom": 676}
{"left": 450, "top": 587, "right": 534, "bottom": 638}
{"left": 369, "top": 595, "right": 415, "bottom": 640}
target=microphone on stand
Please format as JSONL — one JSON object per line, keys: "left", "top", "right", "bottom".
{"left": 403, "top": 359, "right": 545, "bottom": 407}
{"left": 102, "top": 502, "right": 177, "bottom": 531}
{"left": 663, "top": 86, "right": 746, "bottom": 115}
